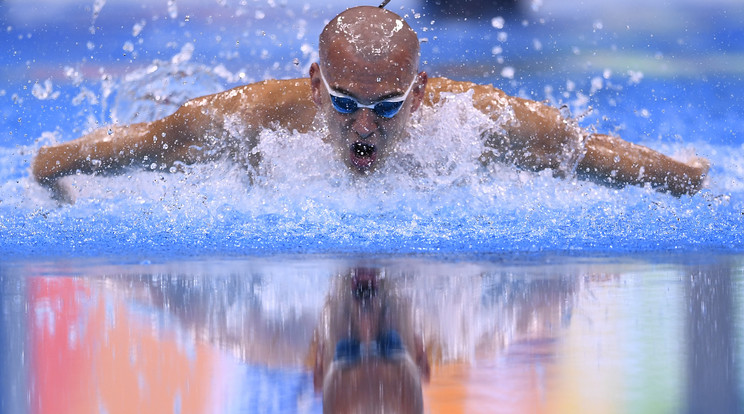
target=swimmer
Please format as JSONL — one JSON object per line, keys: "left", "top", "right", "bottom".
{"left": 31, "top": 5, "right": 709, "bottom": 204}
{"left": 311, "top": 267, "right": 429, "bottom": 414}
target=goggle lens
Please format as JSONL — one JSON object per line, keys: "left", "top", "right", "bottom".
{"left": 330, "top": 95, "right": 405, "bottom": 118}
{"left": 320, "top": 67, "right": 415, "bottom": 119}
{"left": 373, "top": 100, "right": 405, "bottom": 118}
{"left": 329, "top": 95, "right": 358, "bottom": 114}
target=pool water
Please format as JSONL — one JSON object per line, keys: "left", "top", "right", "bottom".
{"left": 2, "top": 254, "right": 742, "bottom": 413}
{"left": 1, "top": 1, "right": 743, "bottom": 257}
{"left": 1, "top": 0, "right": 743, "bottom": 412}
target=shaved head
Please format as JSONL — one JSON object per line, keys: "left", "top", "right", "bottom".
{"left": 319, "top": 6, "right": 420, "bottom": 75}
{"left": 310, "top": 6, "right": 428, "bottom": 175}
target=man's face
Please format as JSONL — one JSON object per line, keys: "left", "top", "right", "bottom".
{"left": 310, "top": 48, "right": 427, "bottom": 174}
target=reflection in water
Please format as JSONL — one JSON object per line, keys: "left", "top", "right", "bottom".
{"left": 312, "top": 267, "right": 429, "bottom": 413}
{"left": 0, "top": 256, "right": 742, "bottom": 413}
{"left": 0, "top": 274, "right": 28, "bottom": 414}
{"left": 686, "top": 262, "right": 741, "bottom": 414}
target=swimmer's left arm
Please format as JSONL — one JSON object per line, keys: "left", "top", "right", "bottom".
{"left": 576, "top": 133, "right": 709, "bottom": 196}
{"left": 426, "top": 77, "right": 709, "bottom": 195}
{"left": 499, "top": 96, "right": 710, "bottom": 196}
{"left": 424, "top": 77, "right": 576, "bottom": 171}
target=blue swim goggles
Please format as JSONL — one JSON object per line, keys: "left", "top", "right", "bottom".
{"left": 333, "top": 331, "right": 406, "bottom": 364}
{"left": 319, "top": 67, "right": 416, "bottom": 118}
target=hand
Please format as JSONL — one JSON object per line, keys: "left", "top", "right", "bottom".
{"left": 686, "top": 156, "right": 711, "bottom": 195}
{"left": 39, "top": 177, "right": 76, "bottom": 205}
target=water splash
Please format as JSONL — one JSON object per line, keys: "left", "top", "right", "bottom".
{"left": 89, "top": 0, "right": 106, "bottom": 34}
{"left": 2, "top": 1, "right": 743, "bottom": 258}
{"left": 31, "top": 80, "right": 60, "bottom": 100}
{"left": 5, "top": 73, "right": 742, "bottom": 257}
{"left": 167, "top": 0, "right": 178, "bottom": 19}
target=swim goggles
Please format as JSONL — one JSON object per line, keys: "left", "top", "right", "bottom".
{"left": 334, "top": 331, "right": 406, "bottom": 363}
{"left": 319, "top": 67, "right": 416, "bottom": 118}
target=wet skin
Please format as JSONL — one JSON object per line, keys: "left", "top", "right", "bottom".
{"left": 30, "top": 6, "right": 710, "bottom": 202}
{"left": 309, "top": 45, "right": 427, "bottom": 174}
{"left": 312, "top": 267, "right": 428, "bottom": 414}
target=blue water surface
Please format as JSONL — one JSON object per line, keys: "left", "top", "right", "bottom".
{"left": 1, "top": 0, "right": 743, "bottom": 259}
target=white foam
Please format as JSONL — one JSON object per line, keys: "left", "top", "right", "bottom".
{"left": 5, "top": 38, "right": 742, "bottom": 255}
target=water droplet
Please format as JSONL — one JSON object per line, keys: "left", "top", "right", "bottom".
{"left": 132, "top": 20, "right": 146, "bottom": 37}
{"left": 167, "top": 0, "right": 178, "bottom": 19}
{"left": 500, "top": 67, "right": 515, "bottom": 79}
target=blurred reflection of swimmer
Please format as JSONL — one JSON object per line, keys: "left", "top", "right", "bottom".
{"left": 113, "top": 268, "right": 428, "bottom": 413}
{"left": 120, "top": 272, "right": 318, "bottom": 368}
{"left": 311, "top": 265, "right": 583, "bottom": 413}
{"left": 114, "top": 264, "right": 583, "bottom": 413}
{"left": 416, "top": 268, "right": 579, "bottom": 364}
{"left": 311, "top": 267, "right": 430, "bottom": 414}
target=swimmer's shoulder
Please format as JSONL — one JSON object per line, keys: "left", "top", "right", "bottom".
{"left": 217, "top": 78, "right": 313, "bottom": 104}
{"left": 176, "top": 78, "right": 315, "bottom": 133}
{"left": 182, "top": 78, "right": 311, "bottom": 109}
{"left": 228, "top": 78, "right": 316, "bottom": 131}
{"left": 424, "top": 76, "right": 508, "bottom": 106}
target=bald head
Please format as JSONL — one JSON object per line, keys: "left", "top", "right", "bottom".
{"left": 310, "top": 6, "right": 428, "bottom": 174}
{"left": 319, "top": 6, "right": 420, "bottom": 74}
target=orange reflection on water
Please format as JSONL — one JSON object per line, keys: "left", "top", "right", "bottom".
{"left": 425, "top": 340, "right": 561, "bottom": 414}
{"left": 30, "top": 278, "right": 95, "bottom": 414}
{"left": 29, "top": 277, "right": 217, "bottom": 414}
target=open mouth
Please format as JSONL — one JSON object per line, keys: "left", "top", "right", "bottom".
{"left": 349, "top": 142, "right": 377, "bottom": 170}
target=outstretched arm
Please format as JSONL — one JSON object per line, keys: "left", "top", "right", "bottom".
{"left": 31, "top": 79, "right": 316, "bottom": 202}
{"left": 33, "top": 119, "right": 173, "bottom": 186}
{"left": 577, "top": 133, "right": 708, "bottom": 196}
{"left": 32, "top": 107, "right": 206, "bottom": 203}
{"left": 425, "top": 77, "right": 708, "bottom": 196}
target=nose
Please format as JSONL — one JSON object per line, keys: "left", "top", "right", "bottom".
{"left": 351, "top": 108, "right": 378, "bottom": 139}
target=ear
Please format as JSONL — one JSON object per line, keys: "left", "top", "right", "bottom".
{"left": 409, "top": 71, "right": 428, "bottom": 113}
{"left": 309, "top": 62, "right": 323, "bottom": 107}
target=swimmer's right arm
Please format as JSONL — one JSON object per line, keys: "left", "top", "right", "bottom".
{"left": 32, "top": 110, "right": 199, "bottom": 203}
{"left": 32, "top": 79, "right": 316, "bottom": 203}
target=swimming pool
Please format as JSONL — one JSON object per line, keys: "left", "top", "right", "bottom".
{"left": 1, "top": 0, "right": 743, "bottom": 412}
